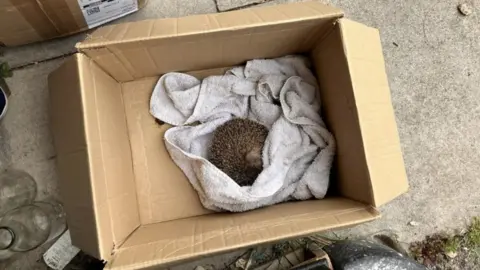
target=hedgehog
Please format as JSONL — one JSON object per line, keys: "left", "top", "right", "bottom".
{"left": 208, "top": 118, "right": 269, "bottom": 186}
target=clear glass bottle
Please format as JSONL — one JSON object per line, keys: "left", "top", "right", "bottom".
{"left": 0, "top": 168, "right": 37, "bottom": 215}
{"left": 0, "top": 201, "right": 67, "bottom": 253}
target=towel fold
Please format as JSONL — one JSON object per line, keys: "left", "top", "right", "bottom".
{"left": 150, "top": 55, "right": 335, "bottom": 212}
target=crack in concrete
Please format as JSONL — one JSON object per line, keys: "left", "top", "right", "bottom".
{"left": 10, "top": 51, "right": 76, "bottom": 71}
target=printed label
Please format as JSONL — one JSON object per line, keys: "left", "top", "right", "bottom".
{"left": 43, "top": 230, "right": 81, "bottom": 270}
{"left": 77, "top": 0, "right": 139, "bottom": 29}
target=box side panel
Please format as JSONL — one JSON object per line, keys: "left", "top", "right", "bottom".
{"left": 78, "top": 2, "right": 343, "bottom": 81}
{"left": 338, "top": 19, "right": 408, "bottom": 206}
{"left": 1, "top": 0, "right": 55, "bottom": 46}
{"left": 1, "top": 0, "right": 141, "bottom": 46}
{"left": 77, "top": 54, "right": 141, "bottom": 247}
{"left": 80, "top": 1, "right": 342, "bottom": 47}
{"left": 44, "top": 0, "right": 86, "bottom": 33}
{"left": 122, "top": 78, "right": 212, "bottom": 224}
{"left": 311, "top": 24, "right": 374, "bottom": 205}
{"left": 49, "top": 54, "right": 141, "bottom": 259}
{"left": 48, "top": 55, "right": 105, "bottom": 258}
{"left": 0, "top": 0, "right": 86, "bottom": 46}
{"left": 81, "top": 48, "right": 136, "bottom": 82}
{"left": 108, "top": 198, "right": 379, "bottom": 269}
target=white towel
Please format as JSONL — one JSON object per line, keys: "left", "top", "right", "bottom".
{"left": 150, "top": 56, "right": 336, "bottom": 212}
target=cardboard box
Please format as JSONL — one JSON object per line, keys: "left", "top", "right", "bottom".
{"left": 0, "top": 0, "right": 145, "bottom": 47}
{"left": 48, "top": 2, "right": 409, "bottom": 269}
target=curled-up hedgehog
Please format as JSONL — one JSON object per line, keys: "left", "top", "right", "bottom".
{"left": 208, "top": 118, "right": 269, "bottom": 186}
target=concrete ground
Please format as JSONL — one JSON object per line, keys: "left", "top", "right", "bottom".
{"left": 1, "top": 0, "right": 479, "bottom": 269}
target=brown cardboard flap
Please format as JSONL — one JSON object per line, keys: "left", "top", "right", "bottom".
{"left": 107, "top": 198, "right": 379, "bottom": 269}
{"left": 76, "top": 1, "right": 343, "bottom": 81}
{"left": 49, "top": 55, "right": 108, "bottom": 259}
{"left": 49, "top": 54, "right": 141, "bottom": 259}
{"left": 77, "top": 53, "right": 140, "bottom": 247}
{"left": 338, "top": 19, "right": 408, "bottom": 206}
{"left": 312, "top": 19, "right": 407, "bottom": 207}
{"left": 312, "top": 23, "right": 373, "bottom": 207}
{"left": 37, "top": 0, "right": 84, "bottom": 33}
{"left": 0, "top": 0, "right": 86, "bottom": 46}
{"left": 78, "top": 1, "right": 343, "bottom": 48}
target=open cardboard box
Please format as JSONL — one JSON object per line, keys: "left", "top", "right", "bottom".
{"left": 48, "top": 1, "right": 408, "bottom": 269}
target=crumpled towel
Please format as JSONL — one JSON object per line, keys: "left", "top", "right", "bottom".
{"left": 150, "top": 55, "right": 336, "bottom": 212}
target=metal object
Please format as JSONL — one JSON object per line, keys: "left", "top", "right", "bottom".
{"left": 0, "top": 78, "right": 8, "bottom": 120}
{"left": 323, "top": 240, "right": 427, "bottom": 270}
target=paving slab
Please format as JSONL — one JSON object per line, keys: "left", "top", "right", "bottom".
{"left": 1, "top": 35, "right": 84, "bottom": 69}
{"left": 120, "top": 0, "right": 218, "bottom": 19}
{"left": 0, "top": 59, "right": 65, "bottom": 270}
{"left": 216, "top": 0, "right": 269, "bottom": 11}
{"left": 0, "top": 60, "right": 64, "bottom": 201}
{"left": 1, "top": 0, "right": 480, "bottom": 269}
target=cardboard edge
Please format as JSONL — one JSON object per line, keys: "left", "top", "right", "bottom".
{"left": 49, "top": 53, "right": 144, "bottom": 260}
{"left": 75, "top": 1, "right": 344, "bottom": 50}
{"left": 106, "top": 203, "right": 380, "bottom": 269}
{"left": 338, "top": 18, "right": 409, "bottom": 207}
{"left": 48, "top": 54, "right": 105, "bottom": 259}
{"left": 311, "top": 23, "right": 375, "bottom": 206}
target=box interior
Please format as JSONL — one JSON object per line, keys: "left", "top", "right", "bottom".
{"left": 49, "top": 2, "right": 408, "bottom": 269}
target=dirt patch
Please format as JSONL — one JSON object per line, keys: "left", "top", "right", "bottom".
{"left": 410, "top": 217, "right": 480, "bottom": 269}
